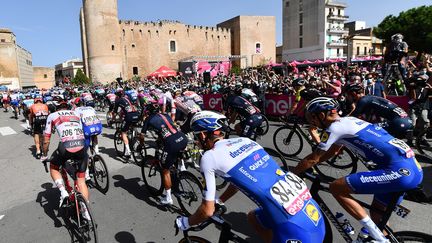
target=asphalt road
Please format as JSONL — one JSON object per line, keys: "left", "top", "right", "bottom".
{"left": 0, "top": 109, "right": 431, "bottom": 243}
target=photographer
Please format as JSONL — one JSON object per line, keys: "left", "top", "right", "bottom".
{"left": 384, "top": 33, "right": 409, "bottom": 79}
{"left": 409, "top": 73, "right": 432, "bottom": 146}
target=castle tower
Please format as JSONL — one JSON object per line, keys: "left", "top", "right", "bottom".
{"left": 81, "top": 0, "right": 123, "bottom": 83}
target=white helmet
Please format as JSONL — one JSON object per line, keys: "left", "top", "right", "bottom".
{"left": 191, "top": 111, "right": 227, "bottom": 133}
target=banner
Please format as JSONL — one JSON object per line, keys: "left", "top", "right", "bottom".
{"left": 264, "top": 94, "right": 293, "bottom": 116}
{"left": 203, "top": 94, "right": 223, "bottom": 111}
{"left": 387, "top": 95, "right": 409, "bottom": 111}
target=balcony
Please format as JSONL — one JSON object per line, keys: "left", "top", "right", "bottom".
{"left": 327, "top": 40, "right": 347, "bottom": 47}
{"left": 327, "top": 14, "right": 349, "bottom": 21}
{"left": 327, "top": 28, "right": 349, "bottom": 34}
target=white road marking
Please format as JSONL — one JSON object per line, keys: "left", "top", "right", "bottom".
{"left": 97, "top": 114, "right": 106, "bottom": 121}
{"left": 20, "top": 123, "right": 28, "bottom": 129}
{"left": 0, "top": 215, "right": 4, "bottom": 221}
{"left": 0, "top": 127, "right": 17, "bottom": 136}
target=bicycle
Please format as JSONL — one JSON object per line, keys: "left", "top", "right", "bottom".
{"left": 273, "top": 115, "right": 357, "bottom": 179}
{"left": 41, "top": 158, "right": 98, "bottom": 242}
{"left": 299, "top": 168, "right": 432, "bottom": 243}
{"left": 140, "top": 140, "right": 203, "bottom": 216}
{"left": 87, "top": 143, "right": 109, "bottom": 194}
{"left": 113, "top": 121, "right": 140, "bottom": 163}
{"left": 176, "top": 204, "right": 248, "bottom": 243}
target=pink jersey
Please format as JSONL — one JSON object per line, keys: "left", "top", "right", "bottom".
{"left": 106, "top": 93, "right": 116, "bottom": 103}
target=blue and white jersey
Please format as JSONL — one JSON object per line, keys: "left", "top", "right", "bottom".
{"left": 22, "top": 99, "right": 34, "bottom": 108}
{"left": 74, "top": 106, "right": 102, "bottom": 138}
{"left": 125, "top": 89, "right": 138, "bottom": 102}
{"left": 201, "top": 137, "right": 317, "bottom": 226}
{"left": 318, "top": 117, "right": 415, "bottom": 165}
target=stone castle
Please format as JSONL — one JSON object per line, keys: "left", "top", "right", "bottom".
{"left": 80, "top": 0, "right": 276, "bottom": 84}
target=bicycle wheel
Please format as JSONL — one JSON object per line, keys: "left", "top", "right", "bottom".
{"left": 263, "top": 147, "right": 288, "bottom": 171}
{"left": 273, "top": 126, "right": 303, "bottom": 157}
{"left": 141, "top": 150, "right": 164, "bottom": 197}
{"left": 257, "top": 115, "right": 270, "bottom": 136}
{"left": 179, "top": 236, "right": 211, "bottom": 243}
{"left": 314, "top": 146, "right": 358, "bottom": 180}
{"left": 393, "top": 231, "right": 432, "bottom": 242}
{"left": 91, "top": 155, "right": 109, "bottom": 194}
{"left": 76, "top": 194, "right": 98, "bottom": 243}
{"left": 114, "top": 130, "right": 125, "bottom": 157}
{"left": 131, "top": 137, "right": 145, "bottom": 166}
{"left": 176, "top": 171, "right": 204, "bottom": 216}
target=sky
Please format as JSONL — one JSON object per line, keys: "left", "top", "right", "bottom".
{"left": 0, "top": 0, "right": 430, "bottom": 67}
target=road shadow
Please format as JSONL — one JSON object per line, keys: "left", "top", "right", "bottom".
{"left": 114, "top": 231, "right": 137, "bottom": 243}
{"left": 101, "top": 132, "right": 114, "bottom": 140}
{"left": 222, "top": 211, "right": 260, "bottom": 242}
{"left": 28, "top": 145, "right": 38, "bottom": 159}
{"left": 112, "top": 175, "right": 172, "bottom": 213}
{"left": 35, "top": 182, "right": 63, "bottom": 228}
{"left": 99, "top": 146, "right": 123, "bottom": 161}
{"left": 35, "top": 183, "right": 90, "bottom": 243}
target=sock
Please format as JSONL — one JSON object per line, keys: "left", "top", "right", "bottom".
{"left": 94, "top": 144, "right": 99, "bottom": 153}
{"left": 54, "top": 179, "right": 68, "bottom": 196}
{"left": 26, "top": 120, "right": 29, "bottom": 127}
{"left": 125, "top": 145, "right": 131, "bottom": 153}
{"left": 359, "top": 216, "right": 387, "bottom": 241}
{"left": 165, "top": 189, "right": 172, "bottom": 199}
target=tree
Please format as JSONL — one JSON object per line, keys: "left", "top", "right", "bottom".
{"left": 71, "top": 68, "right": 90, "bottom": 85}
{"left": 373, "top": 5, "right": 432, "bottom": 55}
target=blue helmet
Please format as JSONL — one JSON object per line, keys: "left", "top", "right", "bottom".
{"left": 190, "top": 111, "right": 227, "bottom": 133}
{"left": 306, "top": 97, "right": 339, "bottom": 114}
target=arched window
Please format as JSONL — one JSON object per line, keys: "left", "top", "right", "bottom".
{"left": 170, "top": 40, "right": 176, "bottom": 53}
{"left": 112, "top": 45, "right": 115, "bottom": 51}
{"left": 255, "top": 42, "right": 262, "bottom": 54}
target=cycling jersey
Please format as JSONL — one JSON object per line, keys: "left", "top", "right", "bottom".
{"left": 174, "top": 96, "right": 201, "bottom": 116}
{"left": 125, "top": 89, "right": 138, "bottom": 102}
{"left": 201, "top": 137, "right": 325, "bottom": 243}
{"left": 241, "top": 88, "right": 259, "bottom": 104}
{"left": 318, "top": 117, "right": 423, "bottom": 205}
{"left": 226, "top": 96, "right": 260, "bottom": 118}
{"left": 44, "top": 110, "right": 85, "bottom": 153}
{"left": 141, "top": 113, "right": 188, "bottom": 169}
{"left": 183, "top": 91, "right": 203, "bottom": 107}
{"left": 22, "top": 99, "right": 34, "bottom": 109}
{"left": 81, "top": 92, "right": 94, "bottom": 106}
{"left": 10, "top": 94, "right": 19, "bottom": 106}
{"left": 30, "top": 103, "right": 49, "bottom": 134}
{"left": 114, "top": 97, "right": 139, "bottom": 132}
{"left": 74, "top": 106, "right": 102, "bottom": 147}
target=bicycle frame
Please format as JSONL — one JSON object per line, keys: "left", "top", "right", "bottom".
{"left": 306, "top": 172, "right": 405, "bottom": 243}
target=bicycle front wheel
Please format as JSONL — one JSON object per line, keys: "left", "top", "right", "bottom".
{"left": 393, "top": 231, "right": 432, "bottom": 242}
{"left": 76, "top": 194, "right": 98, "bottom": 243}
{"left": 176, "top": 171, "right": 203, "bottom": 216}
{"left": 273, "top": 126, "right": 303, "bottom": 157}
{"left": 141, "top": 153, "right": 164, "bottom": 197}
{"left": 258, "top": 115, "right": 270, "bottom": 136}
{"left": 92, "top": 155, "right": 109, "bottom": 194}
{"left": 114, "top": 130, "right": 125, "bottom": 157}
{"left": 131, "top": 137, "right": 145, "bottom": 166}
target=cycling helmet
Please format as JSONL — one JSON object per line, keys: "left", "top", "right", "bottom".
{"left": 345, "top": 84, "right": 364, "bottom": 93}
{"left": 191, "top": 111, "right": 227, "bottom": 133}
{"left": 74, "top": 97, "right": 83, "bottom": 107}
{"left": 56, "top": 100, "right": 69, "bottom": 110}
{"left": 146, "top": 102, "right": 160, "bottom": 114}
{"left": 306, "top": 97, "right": 339, "bottom": 114}
{"left": 115, "top": 88, "right": 124, "bottom": 97}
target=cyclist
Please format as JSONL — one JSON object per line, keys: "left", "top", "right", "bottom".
{"left": 10, "top": 90, "right": 20, "bottom": 118}
{"left": 106, "top": 90, "right": 117, "bottom": 127}
{"left": 29, "top": 96, "right": 49, "bottom": 158}
{"left": 139, "top": 102, "right": 188, "bottom": 205}
{"left": 224, "top": 91, "right": 263, "bottom": 140}
{"left": 113, "top": 88, "right": 140, "bottom": 158}
{"left": 345, "top": 84, "right": 414, "bottom": 143}
{"left": 81, "top": 90, "right": 95, "bottom": 108}
{"left": 175, "top": 110, "right": 325, "bottom": 243}
{"left": 21, "top": 94, "right": 35, "bottom": 130}
{"left": 40, "top": 100, "right": 91, "bottom": 220}
{"left": 73, "top": 98, "right": 103, "bottom": 155}
{"left": 293, "top": 97, "right": 423, "bottom": 243}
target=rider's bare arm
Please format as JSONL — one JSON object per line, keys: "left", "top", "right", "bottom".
{"left": 293, "top": 144, "right": 343, "bottom": 175}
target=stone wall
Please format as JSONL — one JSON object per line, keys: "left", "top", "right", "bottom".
{"left": 33, "top": 67, "right": 54, "bottom": 89}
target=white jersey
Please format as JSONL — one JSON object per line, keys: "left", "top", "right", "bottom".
{"left": 10, "top": 94, "right": 19, "bottom": 101}
{"left": 200, "top": 137, "right": 313, "bottom": 225}
{"left": 74, "top": 106, "right": 101, "bottom": 127}
{"left": 44, "top": 110, "right": 85, "bottom": 153}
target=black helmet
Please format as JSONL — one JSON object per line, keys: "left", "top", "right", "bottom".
{"left": 345, "top": 84, "right": 363, "bottom": 93}
{"left": 146, "top": 102, "right": 160, "bottom": 114}
{"left": 293, "top": 78, "right": 306, "bottom": 87}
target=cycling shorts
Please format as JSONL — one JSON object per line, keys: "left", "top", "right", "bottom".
{"left": 240, "top": 114, "right": 263, "bottom": 139}
{"left": 32, "top": 117, "right": 47, "bottom": 134}
{"left": 161, "top": 132, "right": 188, "bottom": 169}
{"left": 121, "top": 112, "right": 140, "bottom": 132}
{"left": 10, "top": 101, "right": 19, "bottom": 107}
{"left": 385, "top": 117, "right": 413, "bottom": 139}
{"left": 83, "top": 123, "right": 102, "bottom": 137}
{"left": 345, "top": 157, "right": 423, "bottom": 205}
{"left": 49, "top": 143, "right": 88, "bottom": 179}
{"left": 254, "top": 200, "right": 325, "bottom": 243}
